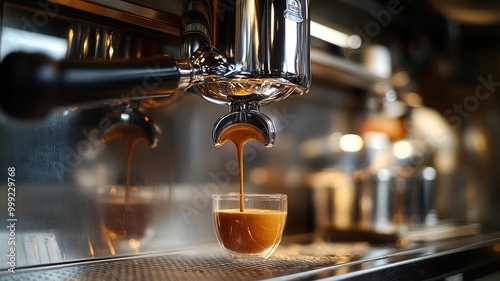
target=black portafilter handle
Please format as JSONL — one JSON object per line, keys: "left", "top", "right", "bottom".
{"left": 0, "top": 52, "right": 185, "bottom": 120}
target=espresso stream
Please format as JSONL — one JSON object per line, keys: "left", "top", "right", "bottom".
{"left": 215, "top": 123, "right": 287, "bottom": 255}
{"left": 101, "top": 124, "right": 151, "bottom": 239}
{"left": 217, "top": 123, "right": 266, "bottom": 211}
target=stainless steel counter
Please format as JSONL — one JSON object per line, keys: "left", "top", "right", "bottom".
{"left": 2, "top": 232, "right": 500, "bottom": 280}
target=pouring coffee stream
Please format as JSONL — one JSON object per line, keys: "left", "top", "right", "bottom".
{"left": 94, "top": 105, "right": 162, "bottom": 245}
{"left": 213, "top": 101, "right": 275, "bottom": 212}
{"left": 217, "top": 122, "right": 269, "bottom": 212}
{"left": 100, "top": 135, "right": 146, "bottom": 239}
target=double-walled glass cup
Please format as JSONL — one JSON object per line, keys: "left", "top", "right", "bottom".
{"left": 96, "top": 185, "right": 161, "bottom": 253}
{"left": 212, "top": 194, "right": 287, "bottom": 261}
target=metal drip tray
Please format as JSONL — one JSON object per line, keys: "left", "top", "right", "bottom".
{"left": 1, "top": 243, "right": 364, "bottom": 281}
{"left": 3, "top": 233, "right": 500, "bottom": 281}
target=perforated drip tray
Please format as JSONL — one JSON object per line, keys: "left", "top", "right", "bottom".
{"left": 1, "top": 242, "right": 378, "bottom": 281}
{"left": 3, "top": 233, "right": 500, "bottom": 281}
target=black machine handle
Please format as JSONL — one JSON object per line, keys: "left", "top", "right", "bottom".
{"left": 0, "top": 52, "right": 184, "bottom": 119}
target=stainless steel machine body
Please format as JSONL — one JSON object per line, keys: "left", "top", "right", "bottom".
{"left": 0, "top": 0, "right": 310, "bottom": 147}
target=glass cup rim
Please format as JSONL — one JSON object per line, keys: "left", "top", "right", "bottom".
{"left": 212, "top": 193, "right": 287, "bottom": 199}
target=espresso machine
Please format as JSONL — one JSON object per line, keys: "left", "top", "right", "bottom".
{"left": 1, "top": 1, "right": 500, "bottom": 280}
{"left": 0, "top": 0, "right": 311, "bottom": 270}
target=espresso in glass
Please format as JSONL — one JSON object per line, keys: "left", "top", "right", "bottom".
{"left": 213, "top": 194, "right": 287, "bottom": 261}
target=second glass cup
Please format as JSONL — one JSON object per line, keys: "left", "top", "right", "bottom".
{"left": 212, "top": 193, "right": 287, "bottom": 262}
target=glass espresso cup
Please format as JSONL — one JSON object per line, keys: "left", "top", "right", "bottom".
{"left": 212, "top": 194, "right": 287, "bottom": 261}
{"left": 96, "top": 185, "right": 159, "bottom": 253}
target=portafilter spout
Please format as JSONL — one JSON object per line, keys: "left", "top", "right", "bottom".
{"left": 213, "top": 101, "right": 275, "bottom": 148}
{"left": 100, "top": 103, "right": 162, "bottom": 148}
